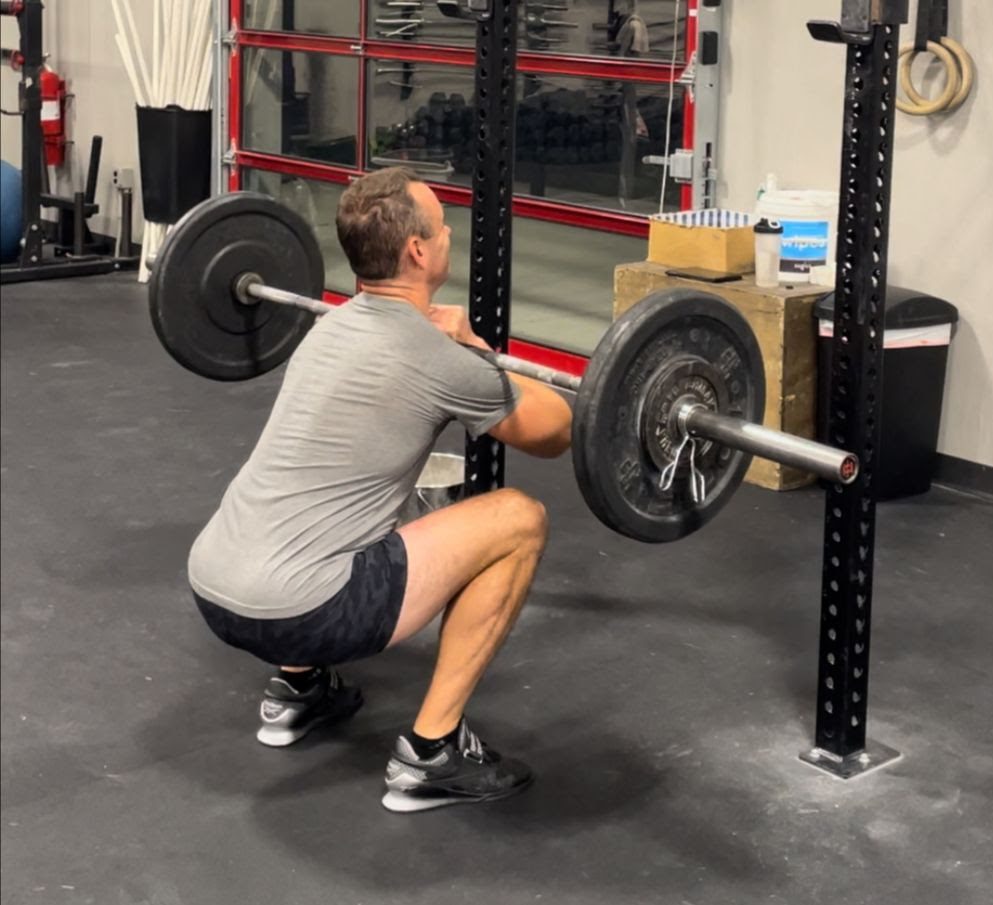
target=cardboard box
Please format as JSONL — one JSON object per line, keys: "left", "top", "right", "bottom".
{"left": 614, "top": 261, "right": 828, "bottom": 491}
{"left": 648, "top": 210, "right": 755, "bottom": 275}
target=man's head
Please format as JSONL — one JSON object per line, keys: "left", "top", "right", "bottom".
{"left": 336, "top": 167, "right": 451, "bottom": 290}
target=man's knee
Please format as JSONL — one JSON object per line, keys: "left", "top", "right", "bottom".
{"left": 495, "top": 488, "right": 548, "bottom": 549}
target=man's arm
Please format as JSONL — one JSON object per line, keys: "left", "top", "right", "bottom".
{"left": 488, "top": 374, "right": 572, "bottom": 459}
{"left": 427, "top": 303, "right": 572, "bottom": 458}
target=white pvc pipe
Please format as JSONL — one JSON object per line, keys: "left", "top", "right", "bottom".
{"left": 114, "top": 32, "right": 147, "bottom": 106}
{"left": 152, "top": 0, "right": 161, "bottom": 106}
{"left": 184, "top": 0, "right": 212, "bottom": 108}
{"left": 193, "top": 35, "right": 213, "bottom": 109}
{"left": 119, "top": 0, "right": 153, "bottom": 104}
{"left": 179, "top": 0, "right": 201, "bottom": 106}
{"left": 176, "top": 0, "right": 192, "bottom": 103}
{"left": 160, "top": 0, "right": 174, "bottom": 105}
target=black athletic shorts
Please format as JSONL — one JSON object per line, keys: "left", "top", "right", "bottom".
{"left": 192, "top": 532, "right": 408, "bottom": 667}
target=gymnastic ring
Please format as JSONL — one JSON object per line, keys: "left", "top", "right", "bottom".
{"left": 900, "top": 37, "right": 974, "bottom": 113}
{"left": 896, "top": 40, "right": 962, "bottom": 116}
{"left": 942, "top": 37, "right": 975, "bottom": 112}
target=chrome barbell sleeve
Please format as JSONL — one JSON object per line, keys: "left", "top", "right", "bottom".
{"left": 679, "top": 404, "right": 859, "bottom": 485}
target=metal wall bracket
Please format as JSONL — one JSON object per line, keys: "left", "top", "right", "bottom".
{"left": 642, "top": 149, "right": 693, "bottom": 183}
{"left": 669, "top": 149, "right": 694, "bottom": 182}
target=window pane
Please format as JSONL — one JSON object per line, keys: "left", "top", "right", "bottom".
{"left": 436, "top": 204, "right": 644, "bottom": 355}
{"left": 364, "top": 0, "right": 687, "bottom": 61}
{"left": 368, "top": 62, "right": 683, "bottom": 214}
{"left": 241, "top": 169, "right": 355, "bottom": 295}
{"left": 516, "top": 74, "right": 683, "bottom": 214}
{"left": 244, "top": 0, "right": 359, "bottom": 37}
{"left": 242, "top": 49, "right": 359, "bottom": 166}
{"left": 366, "top": 62, "right": 476, "bottom": 187}
{"left": 239, "top": 172, "right": 642, "bottom": 354}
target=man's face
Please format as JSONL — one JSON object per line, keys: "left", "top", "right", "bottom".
{"left": 408, "top": 181, "right": 452, "bottom": 288}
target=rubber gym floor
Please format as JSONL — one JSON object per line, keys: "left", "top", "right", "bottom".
{"left": 2, "top": 274, "right": 991, "bottom": 905}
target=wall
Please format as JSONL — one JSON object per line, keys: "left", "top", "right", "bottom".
{"left": 1, "top": 13, "right": 23, "bottom": 168}
{"left": 718, "top": 0, "right": 993, "bottom": 467}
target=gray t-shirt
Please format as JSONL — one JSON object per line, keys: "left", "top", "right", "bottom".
{"left": 188, "top": 293, "right": 521, "bottom": 619}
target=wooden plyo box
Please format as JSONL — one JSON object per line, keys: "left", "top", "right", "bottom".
{"left": 614, "top": 261, "right": 827, "bottom": 490}
{"left": 648, "top": 215, "right": 755, "bottom": 274}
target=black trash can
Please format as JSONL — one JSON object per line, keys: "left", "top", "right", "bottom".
{"left": 815, "top": 286, "right": 958, "bottom": 500}
{"left": 136, "top": 105, "right": 211, "bottom": 224}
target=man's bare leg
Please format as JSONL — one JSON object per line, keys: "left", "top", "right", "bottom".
{"left": 392, "top": 488, "right": 548, "bottom": 736}
{"left": 382, "top": 488, "right": 546, "bottom": 810}
{"left": 262, "top": 489, "right": 541, "bottom": 751}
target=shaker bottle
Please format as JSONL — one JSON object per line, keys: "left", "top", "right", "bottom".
{"left": 753, "top": 218, "right": 783, "bottom": 288}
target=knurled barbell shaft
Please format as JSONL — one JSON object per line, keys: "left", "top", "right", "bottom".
{"left": 480, "top": 350, "right": 583, "bottom": 393}
{"left": 246, "top": 280, "right": 584, "bottom": 392}
{"left": 244, "top": 278, "right": 859, "bottom": 484}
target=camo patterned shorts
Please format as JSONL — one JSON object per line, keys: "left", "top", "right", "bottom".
{"left": 192, "top": 532, "right": 407, "bottom": 666}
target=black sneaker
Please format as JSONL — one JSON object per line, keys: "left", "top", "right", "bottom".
{"left": 381, "top": 719, "right": 534, "bottom": 813}
{"left": 256, "top": 668, "right": 363, "bottom": 747}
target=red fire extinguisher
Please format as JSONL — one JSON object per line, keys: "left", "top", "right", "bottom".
{"left": 39, "top": 65, "right": 67, "bottom": 167}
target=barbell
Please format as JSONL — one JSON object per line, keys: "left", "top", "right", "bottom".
{"left": 148, "top": 192, "right": 858, "bottom": 544}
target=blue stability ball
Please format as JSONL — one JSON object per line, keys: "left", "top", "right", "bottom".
{"left": 1, "top": 160, "right": 24, "bottom": 263}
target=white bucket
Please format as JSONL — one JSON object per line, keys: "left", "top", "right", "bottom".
{"left": 399, "top": 452, "right": 465, "bottom": 524}
{"left": 755, "top": 190, "right": 838, "bottom": 283}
